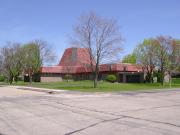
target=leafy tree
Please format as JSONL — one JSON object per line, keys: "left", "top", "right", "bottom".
{"left": 122, "top": 53, "right": 136, "bottom": 64}
{"left": 134, "top": 39, "right": 158, "bottom": 83}
{"left": 135, "top": 36, "right": 180, "bottom": 85}
{"left": 22, "top": 40, "right": 56, "bottom": 83}
{"left": 22, "top": 43, "right": 41, "bottom": 83}
{"left": 0, "top": 40, "right": 56, "bottom": 84}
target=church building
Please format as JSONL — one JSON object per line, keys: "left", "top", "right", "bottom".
{"left": 40, "top": 48, "right": 144, "bottom": 83}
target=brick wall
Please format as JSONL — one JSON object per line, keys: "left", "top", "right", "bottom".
{"left": 41, "top": 77, "right": 62, "bottom": 82}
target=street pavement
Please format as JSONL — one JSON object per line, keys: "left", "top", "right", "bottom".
{"left": 0, "top": 86, "right": 180, "bottom": 135}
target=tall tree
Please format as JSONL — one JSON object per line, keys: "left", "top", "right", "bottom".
{"left": 169, "top": 40, "right": 180, "bottom": 72}
{"left": 11, "top": 44, "right": 24, "bottom": 82}
{"left": 22, "top": 40, "right": 56, "bottom": 83}
{"left": 71, "top": 12, "right": 123, "bottom": 88}
{"left": 22, "top": 43, "right": 41, "bottom": 83}
{"left": 0, "top": 42, "right": 23, "bottom": 83}
{"left": 155, "top": 36, "right": 180, "bottom": 85}
{"left": 0, "top": 53, "right": 3, "bottom": 74}
{"left": 134, "top": 39, "right": 158, "bottom": 83}
{"left": 135, "top": 36, "right": 180, "bottom": 85}
{"left": 34, "top": 40, "right": 56, "bottom": 66}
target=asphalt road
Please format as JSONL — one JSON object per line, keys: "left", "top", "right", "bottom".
{"left": 0, "top": 86, "right": 180, "bottom": 135}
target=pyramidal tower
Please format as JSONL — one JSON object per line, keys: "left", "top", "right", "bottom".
{"left": 58, "top": 48, "right": 93, "bottom": 66}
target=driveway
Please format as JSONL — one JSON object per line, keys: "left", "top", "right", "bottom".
{"left": 0, "top": 86, "right": 180, "bottom": 135}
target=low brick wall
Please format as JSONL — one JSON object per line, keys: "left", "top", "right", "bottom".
{"left": 41, "top": 77, "right": 62, "bottom": 82}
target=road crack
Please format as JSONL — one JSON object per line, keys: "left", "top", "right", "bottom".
{"left": 121, "top": 115, "right": 180, "bottom": 128}
{"left": 55, "top": 101, "right": 180, "bottom": 129}
{"left": 64, "top": 117, "right": 125, "bottom": 135}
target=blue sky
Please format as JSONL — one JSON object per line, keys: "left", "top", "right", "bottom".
{"left": 0, "top": 0, "right": 180, "bottom": 63}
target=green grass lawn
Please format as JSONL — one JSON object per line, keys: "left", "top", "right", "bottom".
{"left": 2, "top": 78, "right": 179, "bottom": 92}
{"left": 172, "top": 78, "right": 180, "bottom": 84}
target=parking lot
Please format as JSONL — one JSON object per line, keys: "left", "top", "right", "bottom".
{"left": 0, "top": 86, "right": 180, "bottom": 135}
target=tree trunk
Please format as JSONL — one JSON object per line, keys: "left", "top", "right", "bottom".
{"left": 9, "top": 75, "right": 13, "bottom": 84}
{"left": 146, "top": 73, "right": 151, "bottom": 83}
{"left": 67, "top": 77, "right": 69, "bottom": 83}
{"left": 150, "top": 72, "right": 154, "bottom": 83}
{"left": 93, "top": 72, "right": 98, "bottom": 88}
{"left": 161, "top": 73, "right": 164, "bottom": 86}
{"left": 93, "top": 63, "right": 99, "bottom": 88}
{"left": 160, "top": 62, "right": 164, "bottom": 86}
{"left": 169, "top": 71, "right": 172, "bottom": 88}
{"left": 14, "top": 75, "right": 18, "bottom": 83}
{"left": 29, "top": 74, "right": 33, "bottom": 84}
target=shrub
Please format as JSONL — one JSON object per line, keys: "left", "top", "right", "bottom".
{"left": 0, "top": 75, "right": 5, "bottom": 82}
{"left": 105, "top": 74, "right": 117, "bottom": 83}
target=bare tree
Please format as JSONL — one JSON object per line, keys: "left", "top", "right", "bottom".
{"left": 71, "top": 12, "right": 123, "bottom": 88}
{"left": 0, "top": 53, "right": 3, "bottom": 74}
{"left": 156, "top": 36, "right": 180, "bottom": 86}
{"left": 33, "top": 40, "right": 56, "bottom": 66}
{"left": 156, "top": 36, "right": 173, "bottom": 85}
{"left": 0, "top": 42, "right": 23, "bottom": 83}
{"left": 169, "top": 39, "right": 180, "bottom": 72}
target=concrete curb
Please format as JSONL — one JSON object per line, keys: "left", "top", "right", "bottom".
{"left": 7, "top": 85, "right": 180, "bottom": 95}
{"left": 8, "top": 86, "right": 68, "bottom": 94}
{"left": 111, "top": 88, "right": 180, "bottom": 95}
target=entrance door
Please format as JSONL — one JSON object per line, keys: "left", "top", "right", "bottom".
{"left": 126, "top": 75, "right": 140, "bottom": 83}
{"left": 119, "top": 74, "right": 123, "bottom": 82}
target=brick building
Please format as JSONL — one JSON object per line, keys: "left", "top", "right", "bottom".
{"left": 40, "top": 48, "right": 144, "bottom": 83}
